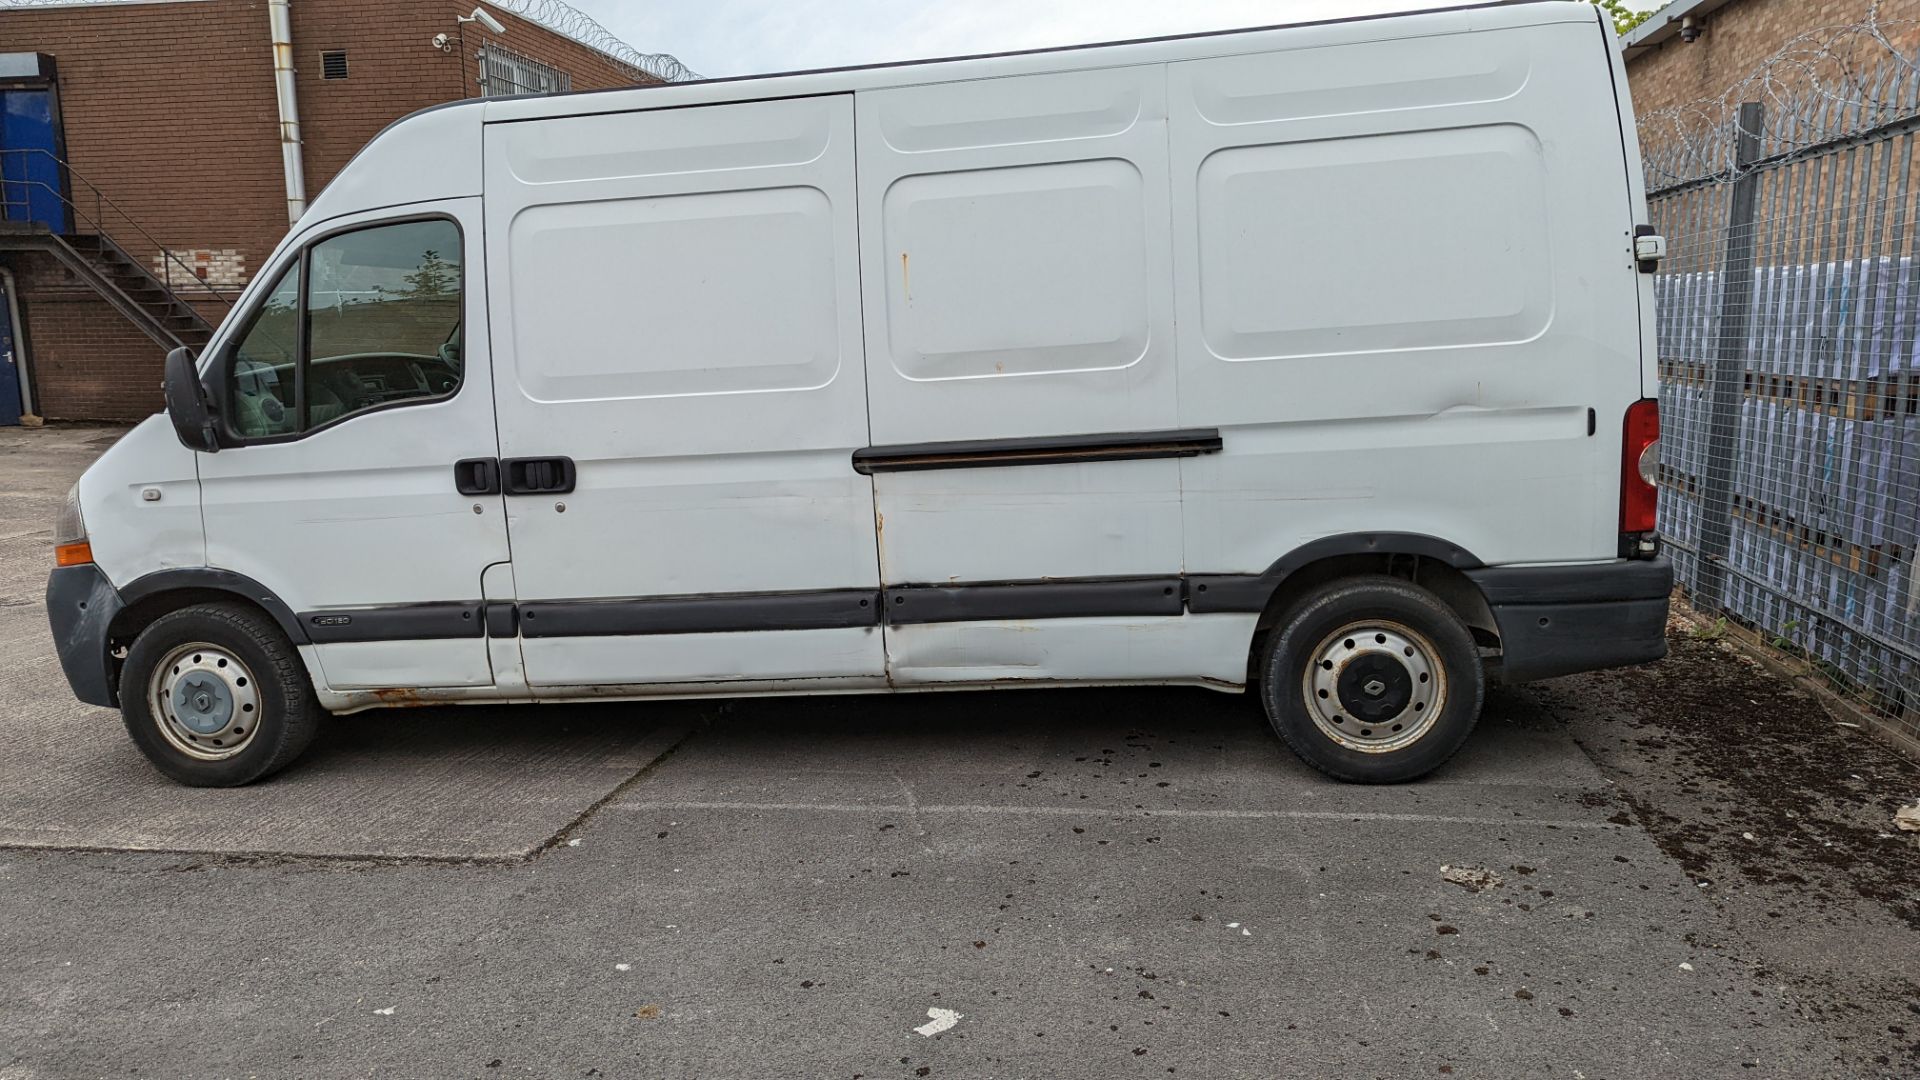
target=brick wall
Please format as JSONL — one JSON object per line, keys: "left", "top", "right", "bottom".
{"left": 6, "top": 251, "right": 166, "bottom": 419}
{"left": 0, "top": 0, "right": 663, "bottom": 420}
{"left": 1626, "top": 0, "right": 1920, "bottom": 116}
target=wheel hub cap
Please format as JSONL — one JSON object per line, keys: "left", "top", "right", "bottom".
{"left": 147, "top": 643, "right": 262, "bottom": 762}
{"left": 1303, "top": 620, "right": 1447, "bottom": 754}
{"left": 171, "top": 674, "right": 234, "bottom": 734}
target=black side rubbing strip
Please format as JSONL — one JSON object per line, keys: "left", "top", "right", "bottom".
{"left": 518, "top": 589, "right": 880, "bottom": 639}
{"left": 299, "top": 602, "right": 485, "bottom": 644}
{"left": 1186, "top": 533, "right": 1485, "bottom": 614}
{"left": 853, "top": 428, "right": 1222, "bottom": 474}
{"left": 484, "top": 601, "right": 517, "bottom": 638}
{"left": 884, "top": 578, "right": 1184, "bottom": 625}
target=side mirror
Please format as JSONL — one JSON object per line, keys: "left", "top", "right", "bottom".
{"left": 163, "top": 346, "right": 220, "bottom": 453}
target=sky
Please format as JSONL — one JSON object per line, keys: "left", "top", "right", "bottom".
{"left": 564, "top": 0, "right": 1667, "bottom": 80}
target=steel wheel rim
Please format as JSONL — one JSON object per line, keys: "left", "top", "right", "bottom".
{"left": 1301, "top": 619, "right": 1447, "bottom": 754}
{"left": 147, "top": 642, "right": 262, "bottom": 762}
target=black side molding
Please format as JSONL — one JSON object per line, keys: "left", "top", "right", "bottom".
{"left": 1187, "top": 532, "right": 1485, "bottom": 614}
{"left": 519, "top": 589, "right": 880, "bottom": 639}
{"left": 884, "top": 578, "right": 1183, "bottom": 625}
{"left": 299, "top": 602, "right": 486, "bottom": 644}
{"left": 853, "top": 428, "right": 1222, "bottom": 475}
{"left": 485, "top": 601, "right": 517, "bottom": 638}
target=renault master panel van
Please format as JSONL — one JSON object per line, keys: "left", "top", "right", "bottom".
{"left": 47, "top": 1, "right": 1671, "bottom": 787}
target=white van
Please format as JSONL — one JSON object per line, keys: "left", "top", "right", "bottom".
{"left": 47, "top": 0, "right": 1670, "bottom": 787}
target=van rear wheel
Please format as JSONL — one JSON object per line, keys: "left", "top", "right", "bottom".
{"left": 118, "top": 602, "right": 321, "bottom": 787}
{"left": 1259, "top": 576, "right": 1483, "bottom": 783}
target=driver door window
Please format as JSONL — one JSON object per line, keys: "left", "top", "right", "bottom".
{"left": 227, "top": 218, "right": 463, "bottom": 440}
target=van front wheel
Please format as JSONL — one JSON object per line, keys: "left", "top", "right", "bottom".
{"left": 118, "top": 602, "right": 321, "bottom": 787}
{"left": 1259, "top": 576, "right": 1483, "bottom": 783}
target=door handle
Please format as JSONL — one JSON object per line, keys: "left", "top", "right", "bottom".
{"left": 454, "top": 457, "right": 500, "bottom": 495}
{"left": 503, "top": 456, "right": 576, "bottom": 495}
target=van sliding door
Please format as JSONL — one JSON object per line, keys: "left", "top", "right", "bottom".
{"left": 849, "top": 67, "right": 1234, "bottom": 685}
{"left": 482, "top": 95, "right": 885, "bottom": 690}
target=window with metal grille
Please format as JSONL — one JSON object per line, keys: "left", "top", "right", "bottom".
{"left": 477, "top": 43, "right": 571, "bottom": 97}
{"left": 320, "top": 50, "right": 348, "bottom": 80}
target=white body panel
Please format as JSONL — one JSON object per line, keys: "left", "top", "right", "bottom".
{"left": 70, "top": 2, "right": 1651, "bottom": 709}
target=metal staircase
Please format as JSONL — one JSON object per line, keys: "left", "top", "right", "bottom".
{"left": 0, "top": 148, "right": 232, "bottom": 352}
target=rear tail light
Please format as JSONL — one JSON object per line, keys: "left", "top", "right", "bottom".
{"left": 1621, "top": 398, "right": 1660, "bottom": 542}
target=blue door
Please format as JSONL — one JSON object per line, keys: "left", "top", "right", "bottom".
{"left": 0, "top": 88, "right": 68, "bottom": 232}
{"left": 0, "top": 274, "right": 20, "bottom": 425}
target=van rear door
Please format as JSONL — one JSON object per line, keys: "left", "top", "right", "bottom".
{"left": 482, "top": 95, "right": 885, "bottom": 689}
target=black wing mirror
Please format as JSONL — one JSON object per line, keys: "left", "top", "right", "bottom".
{"left": 163, "top": 346, "right": 220, "bottom": 453}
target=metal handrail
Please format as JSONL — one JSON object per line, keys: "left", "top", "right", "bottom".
{"left": 0, "top": 147, "right": 235, "bottom": 308}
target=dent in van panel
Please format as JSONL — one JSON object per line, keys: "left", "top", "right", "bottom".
{"left": 872, "top": 68, "right": 1150, "bottom": 154}
{"left": 507, "top": 186, "right": 842, "bottom": 403}
{"left": 883, "top": 158, "right": 1151, "bottom": 381}
{"left": 884, "top": 615, "right": 1256, "bottom": 687}
{"left": 1183, "top": 38, "right": 1529, "bottom": 127}
{"left": 1197, "top": 124, "right": 1551, "bottom": 362}
{"left": 500, "top": 97, "right": 833, "bottom": 184}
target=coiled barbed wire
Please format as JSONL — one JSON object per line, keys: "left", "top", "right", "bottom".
{"left": 485, "top": 0, "right": 697, "bottom": 83}
{"left": 0, "top": 0, "right": 699, "bottom": 84}
{"left": 1638, "top": 3, "right": 1920, "bottom": 187}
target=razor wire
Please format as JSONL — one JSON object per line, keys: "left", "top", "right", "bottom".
{"left": 485, "top": 0, "right": 698, "bottom": 84}
{"left": 1644, "top": 12, "right": 1920, "bottom": 745}
{"left": 1639, "top": 5, "right": 1920, "bottom": 188}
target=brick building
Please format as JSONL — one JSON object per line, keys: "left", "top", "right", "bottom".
{"left": 1622, "top": 0, "right": 1920, "bottom": 114}
{"left": 0, "top": 0, "right": 689, "bottom": 422}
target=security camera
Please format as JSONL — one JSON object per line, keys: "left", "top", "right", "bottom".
{"left": 458, "top": 6, "right": 507, "bottom": 34}
{"left": 1679, "top": 15, "right": 1701, "bottom": 43}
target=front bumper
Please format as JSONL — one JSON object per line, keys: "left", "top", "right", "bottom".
{"left": 46, "top": 562, "right": 125, "bottom": 708}
{"left": 1466, "top": 556, "right": 1672, "bottom": 684}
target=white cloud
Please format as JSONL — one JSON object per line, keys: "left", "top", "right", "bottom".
{"left": 567, "top": 0, "right": 1638, "bottom": 80}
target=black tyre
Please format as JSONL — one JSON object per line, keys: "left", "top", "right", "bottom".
{"left": 1258, "top": 575, "right": 1483, "bottom": 783}
{"left": 118, "top": 602, "right": 321, "bottom": 787}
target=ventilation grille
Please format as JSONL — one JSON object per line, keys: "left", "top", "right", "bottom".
{"left": 320, "top": 50, "right": 348, "bottom": 80}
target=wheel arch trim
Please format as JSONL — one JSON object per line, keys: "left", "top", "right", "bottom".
{"left": 115, "top": 569, "right": 311, "bottom": 645}
{"left": 1187, "top": 532, "right": 1486, "bottom": 614}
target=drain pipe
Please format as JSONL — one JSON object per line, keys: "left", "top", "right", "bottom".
{"left": 268, "top": 0, "right": 306, "bottom": 223}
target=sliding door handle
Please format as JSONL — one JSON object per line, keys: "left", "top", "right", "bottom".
{"left": 503, "top": 456, "right": 576, "bottom": 495}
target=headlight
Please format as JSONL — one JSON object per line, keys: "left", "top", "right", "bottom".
{"left": 54, "top": 484, "right": 86, "bottom": 547}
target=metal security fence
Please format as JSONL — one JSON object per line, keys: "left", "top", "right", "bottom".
{"left": 1642, "top": 15, "right": 1920, "bottom": 746}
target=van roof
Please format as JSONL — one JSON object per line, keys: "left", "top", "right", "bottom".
{"left": 480, "top": 0, "right": 1603, "bottom": 123}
